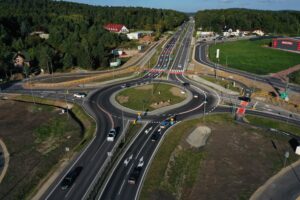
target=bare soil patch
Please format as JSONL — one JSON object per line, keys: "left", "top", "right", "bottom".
{"left": 170, "top": 87, "right": 186, "bottom": 97}
{"left": 117, "top": 95, "right": 129, "bottom": 104}
{"left": 150, "top": 101, "right": 171, "bottom": 109}
{"left": 136, "top": 84, "right": 154, "bottom": 90}
{"left": 0, "top": 100, "right": 82, "bottom": 199}
{"left": 188, "top": 123, "right": 292, "bottom": 200}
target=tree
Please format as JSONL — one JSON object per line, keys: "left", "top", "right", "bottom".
{"left": 63, "top": 53, "right": 73, "bottom": 69}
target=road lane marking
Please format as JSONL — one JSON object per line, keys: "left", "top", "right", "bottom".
{"left": 65, "top": 183, "right": 76, "bottom": 199}
{"left": 127, "top": 163, "right": 134, "bottom": 175}
{"left": 90, "top": 142, "right": 106, "bottom": 161}
{"left": 118, "top": 180, "right": 126, "bottom": 196}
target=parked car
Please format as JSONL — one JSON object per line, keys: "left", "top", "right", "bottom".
{"left": 107, "top": 128, "right": 116, "bottom": 142}
{"left": 60, "top": 166, "right": 83, "bottom": 190}
{"left": 73, "top": 92, "right": 87, "bottom": 98}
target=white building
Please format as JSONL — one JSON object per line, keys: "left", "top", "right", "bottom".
{"left": 253, "top": 30, "right": 265, "bottom": 36}
{"left": 127, "top": 32, "right": 141, "bottom": 40}
{"left": 197, "top": 31, "right": 214, "bottom": 37}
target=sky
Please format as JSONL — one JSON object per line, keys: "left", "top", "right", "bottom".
{"left": 65, "top": 0, "right": 300, "bottom": 12}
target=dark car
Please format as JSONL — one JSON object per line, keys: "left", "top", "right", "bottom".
{"left": 182, "top": 82, "right": 190, "bottom": 87}
{"left": 151, "top": 131, "right": 161, "bottom": 141}
{"left": 60, "top": 166, "right": 83, "bottom": 190}
{"left": 128, "top": 167, "right": 142, "bottom": 184}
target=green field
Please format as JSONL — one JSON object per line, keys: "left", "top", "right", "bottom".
{"left": 116, "top": 83, "right": 186, "bottom": 111}
{"left": 209, "top": 39, "right": 300, "bottom": 75}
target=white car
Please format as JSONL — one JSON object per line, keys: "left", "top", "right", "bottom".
{"left": 73, "top": 92, "right": 87, "bottom": 98}
{"left": 178, "top": 64, "right": 182, "bottom": 68}
{"left": 193, "top": 94, "right": 199, "bottom": 98}
{"left": 107, "top": 129, "right": 116, "bottom": 142}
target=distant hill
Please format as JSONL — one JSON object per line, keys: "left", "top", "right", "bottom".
{"left": 195, "top": 9, "right": 300, "bottom": 35}
{"left": 0, "top": 0, "right": 187, "bottom": 79}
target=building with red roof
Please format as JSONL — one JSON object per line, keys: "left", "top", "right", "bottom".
{"left": 104, "top": 24, "right": 129, "bottom": 34}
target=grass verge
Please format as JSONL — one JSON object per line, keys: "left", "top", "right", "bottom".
{"left": 116, "top": 83, "right": 186, "bottom": 111}
{"left": 246, "top": 115, "right": 300, "bottom": 136}
{"left": 209, "top": 39, "right": 300, "bottom": 75}
{"left": 200, "top": 75, "right": 241, "bottom": 93}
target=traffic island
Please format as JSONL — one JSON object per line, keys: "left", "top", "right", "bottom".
{"left": 113, "top": 83, "right": 192, "bottom": 115}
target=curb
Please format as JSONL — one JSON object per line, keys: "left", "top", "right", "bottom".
{"left": 109, "top": 82, "right": 193, "bottom": 115}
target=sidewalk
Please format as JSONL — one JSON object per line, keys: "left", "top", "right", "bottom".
{"left": 187, "top": 74, "right": 239, "bottom": 95}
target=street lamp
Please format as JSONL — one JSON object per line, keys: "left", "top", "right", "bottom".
{"left": 203, "top": 95, "right": 207, "bottom": 122}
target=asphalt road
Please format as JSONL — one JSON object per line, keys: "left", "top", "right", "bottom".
{"left": 2, "top": 19, "right": 300, "bottom": 200}
{"left": 96, "top": 20, "right": 221, "bottom": 200}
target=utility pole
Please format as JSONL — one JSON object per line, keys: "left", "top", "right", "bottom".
{"left": 64, "top": 89, "right": 69, "bottom": 119}
{"left": 203, "top": 96, "right": 207, "bottom": 122}
{"left": 29, "top": 75, "right": 36, "bottom": 105}
{"left": 50, "top": 59, "right": 54, "bottom": 83}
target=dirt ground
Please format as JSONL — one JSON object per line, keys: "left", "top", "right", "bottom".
{"left": 170, "top": 87, "right": 186, "bottom": 98}
{"left": 0, "top": 100, "right": 82, "bottom": 200}
{"left": 146, "top": 117, "right": 296, "bottom": 200}
{"left": 186, "top": 122, "right": 294, "bottom": 200}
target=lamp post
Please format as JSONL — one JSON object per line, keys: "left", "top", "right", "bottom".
{"left": 203, "top": 95, "right": 207, "bottom": 122}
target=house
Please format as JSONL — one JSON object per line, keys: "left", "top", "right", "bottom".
{"left": 104, "top": 24, "right": 129, "bottom": 34}
{"left": 252, "top": 30, "right": 265, "bottom": 36}
{"left": 196, "top": 31, "right": 214, "bottom": 38}
{"left": 30, "top": 31, "right": 49, "bottom": 39}
{"left": 223, "top": 28, "right": 233, "bottom": 37}
{"left": 127, "top": 32, "right": 141, "bottom": 40}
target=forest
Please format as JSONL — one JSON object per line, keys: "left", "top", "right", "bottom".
{"left": 195, "top": 9, "right": 300, "bottom": 35}
{"left": 0, "top": 0, "right": 187, "bottom": 79}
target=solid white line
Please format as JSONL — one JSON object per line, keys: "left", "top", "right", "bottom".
{"left": 96, "top": 97, "right": 114, "bottom": 128}
{"left": 135, "top": 127, "right": 157, "bottom": 159}
{"left": 118, "top": 180, "right": 126, "bottom": 195}
{"left": 135, "top": 122, "right": 183, "bottom": 200}
{"left": 90, "top": 142, "right": 106, "bottom": 161}
{"left": 64, "top": 182, "right": 76, "bottom": 199}
{"left": 127, "top": 163, "right": 134, "bottom": 175}
{"left": 44, "top": 102, "right": 98, "bottom": 200}
{"left": 96, "top": 123, "right": 148, "bottom": 200}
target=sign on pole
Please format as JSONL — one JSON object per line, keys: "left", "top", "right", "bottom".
{"left": 216, "top": 49, "right": 220, "bottom": 59}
